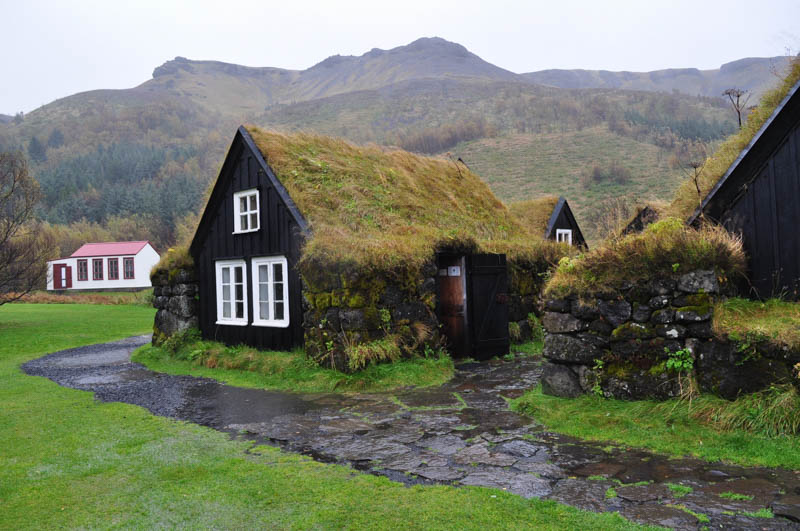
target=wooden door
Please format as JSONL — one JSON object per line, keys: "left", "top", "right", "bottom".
{"left": 467, "top": 254, "right": 509, "bottom": 360}
{"left": 53, "top": 264, "right": 64, "bottom": 289}
{"left": 65, "top": 266, "right": 73, "bottom": 289}
{"left": 437, "top": 255, "right": 469, "bottom": 357}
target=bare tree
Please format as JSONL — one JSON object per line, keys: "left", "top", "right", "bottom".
{"left": 722, "top": 88, "right": 752, "bottom": 129}
{"left": 0, "top": 151, "right": 55, "bottom": 304}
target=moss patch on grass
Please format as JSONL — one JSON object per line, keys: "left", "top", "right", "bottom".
{"left": 133, "top": 335, "right": 455, "bottom": 393}
{"left": 713, "top": 297, "right": 800, "bottom": 350}
{"left": 545, "top": 217, "right": 746, "bottom": 298}
{"left": 510, "top": 385, "right": 800, "bottom": 469}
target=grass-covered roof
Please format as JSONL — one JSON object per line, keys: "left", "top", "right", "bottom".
{"left": 245, "top": 126, "right": 568, "bottom": 271}
{"left": 507, "top": 196, "right": 560, "bottom": 237}
{"left": 670, "top": 57, "right": 800, "bottom": 220}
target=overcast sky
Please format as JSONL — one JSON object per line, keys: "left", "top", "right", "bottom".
{"left": 2, "top": 0, "right": 798, "bottom": 114}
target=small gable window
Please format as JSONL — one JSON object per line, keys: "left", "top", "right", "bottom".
{"left": 216, "top": 259, "right": 248, "bottom": 325}
{"left": 251, "top": 256, "right": 289, "bottom": 328}
{"left": 556, "top": 229, "right": 573, "bottom": 245}
{"left": 233, "top": 189, "right": 260, "bottom": 234}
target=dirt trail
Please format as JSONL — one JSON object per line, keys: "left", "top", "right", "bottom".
{"left": 23, "top": 336, "right": 800, "bottom": 530}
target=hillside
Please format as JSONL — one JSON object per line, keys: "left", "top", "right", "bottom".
{"left": 522, "top": 56, "right": 793, "bottom": 101}
{"left": 3, "top": 36, "right": 776, "bottom": 251}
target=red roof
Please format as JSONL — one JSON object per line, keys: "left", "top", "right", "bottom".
{"left": 70, "top": 241, "right": 150, "bottom": 258}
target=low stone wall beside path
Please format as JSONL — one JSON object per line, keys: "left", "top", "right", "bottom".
{"left": 151, "top": 269, "right": 199, "bottom": 346}
{"left": 541, "top": 270, "right": 800, "bottom": 400}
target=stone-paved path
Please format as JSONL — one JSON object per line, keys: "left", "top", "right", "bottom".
{"left": 23, "top": 336, "right": 800, "bottom": 530}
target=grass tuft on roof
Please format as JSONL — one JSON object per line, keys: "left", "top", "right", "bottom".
{"left": 507, "top": 195, "right": 560, "bottom": 236}
{"left": 245, "top": 126, "right": 571, "bottom": 272}
{"left": 670, "top": 56, "right": 800, "bottom": 220}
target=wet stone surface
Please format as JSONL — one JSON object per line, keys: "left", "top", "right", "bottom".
{"left": 23, "top": 336, "right": 800, "bottom": 530}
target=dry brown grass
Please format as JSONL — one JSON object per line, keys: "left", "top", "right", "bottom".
{"left": 11, "top": 290, "right": 152, "bottom": 306}
{"left": 507, "top": 196, "right": 560, "bottom": 236}
{"left": 545, "top": 218, "right": 746, "bottom": 298}
{"left": 150, "top": 246, "right": 193, "bottom": 281}
{"left": 670, "top": 57, "right": 800, "bottom": 220}
{"left": 245, "top": 127, "right": 569, "bottom": 272}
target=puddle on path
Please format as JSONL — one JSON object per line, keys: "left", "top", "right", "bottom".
{"left": 23, "top": 336, "right": 800, "bottom": 530}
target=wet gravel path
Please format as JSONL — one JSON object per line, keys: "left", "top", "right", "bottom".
{"left": 23, "top": 336, "right": 800, "bottom": 530}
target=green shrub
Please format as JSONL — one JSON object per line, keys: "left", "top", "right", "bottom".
{"left": 527, "top": 313, "right": 544, "bottom": 342}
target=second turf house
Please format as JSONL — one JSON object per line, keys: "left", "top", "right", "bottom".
{"left": 188, "top": 126, "right": 571, "bottom": 369}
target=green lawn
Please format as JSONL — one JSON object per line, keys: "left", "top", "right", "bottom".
{"left": 512, "top": 386, "right": 800, "bottom": 469}
{"left": 133, "top": 334, "right": 454, "bottom": 393}
{"left": 0, "top": 304, "right": 647, "bottom": 529}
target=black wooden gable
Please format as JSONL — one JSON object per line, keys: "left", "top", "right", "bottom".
{"left": 189, "top": 126, "right": 308, "bottom": 350}
{"left": 688, "top": 79, "right": 800, "bottom": 226}
{"left": 190, "top": 126, "right": 308, "bottom": 257}
{"left": 687, "top": 79, "right": 800, "bottom": 299}
{"left": 544, "top": 196, "right": 588, "bottom": 249}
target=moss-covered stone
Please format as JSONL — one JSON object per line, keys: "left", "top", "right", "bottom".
{"left": 611, "top": 322, "right": 656, "bottom": 340}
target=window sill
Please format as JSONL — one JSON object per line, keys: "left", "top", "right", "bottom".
{"left": 252, "top": 320, "right": 290, "bottom": 328}
{"left": 232, "top": 228, "right": 260, "bottom": 235}
{"left": 215, "top": 320, "right": 249, "bottom": 327}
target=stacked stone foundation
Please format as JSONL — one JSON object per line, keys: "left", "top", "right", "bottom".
{"left": 151, "top": 269, "right": 199, "bottom": 346}
{"left": 542, "top": 270, "right": 800, "bottom": 400}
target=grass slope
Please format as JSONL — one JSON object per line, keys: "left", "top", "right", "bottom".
{"left": 0, "top": 304, "right": 647, "bottom": 529}
{"left": 512, "top": 387, "right": 800, "bottom": 469}
{"left": 456, "top": 127, "right": 685, "bottom": 243}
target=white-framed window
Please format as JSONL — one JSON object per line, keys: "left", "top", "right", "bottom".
{"left": 556, "top": 229, "right": 573, "bottom": 245}
{"left": 251, "top": 256, "right": 289, "bottom": 328}
{"left": 215, "top": 259, "right": 248, "bottom": 325}
{"left": 233, "top": 189, "right": 260, "bottom": 234}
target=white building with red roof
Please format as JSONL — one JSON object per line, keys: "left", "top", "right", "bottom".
{"left": 47, "top": 241, "right": 160, "bottom": 291}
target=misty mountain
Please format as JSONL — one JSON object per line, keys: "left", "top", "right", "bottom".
{"left": 522, "top": 56, "right": 792, "bottom": 100}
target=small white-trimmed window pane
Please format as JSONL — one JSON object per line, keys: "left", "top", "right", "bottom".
{"left": 222, "top": 268, "right": 230, "bottom": 284}
{"left": 251, "top": 256, "right": 289, "bottom": 327}
{"left": 223, "top": 302, "right": 231, "bottom": 318}
{"left": 249, "top": 195, "right": 257, "bottom": 210}
{"left": 240, "top": 196, "right": 247, "bottom": 212}
{"left": 222, "top": 284, "right": 230, "bottom": 301}
{"left": 250, "top": 212, "right": 258, "bottom": 228}
{"left": 240, "top": 214, "right": 248, "bottom": 231}
{"left": 234, "top": 267, "right": 242, "bottom": 283}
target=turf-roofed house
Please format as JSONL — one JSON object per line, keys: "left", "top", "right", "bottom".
{"left": 688, "top": 78, "right": 800, "bottom": 299}
{"left": 188, "top": 126, "right": 569, "bottom": 369}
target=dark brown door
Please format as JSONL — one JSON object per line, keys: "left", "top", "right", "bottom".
{"left": 467, "top": 254, "right": 509, "bottom": 360}
{"left": 65, "top": 266, "right": 73, "bottom": 288}
{"left": 437, "top": 255, "right": 469, "bottom": 357}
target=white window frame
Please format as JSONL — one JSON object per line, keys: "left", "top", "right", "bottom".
{"left": 556, "top": 229, "right": 573, "bottom": 245}
{"left": 233, "top": 189, "right": 260, "bottom": 234}
{"left": 215, "top": 259, "right": 248, "bottom": 326}
{"left": 251, "top": 256, "right": 290, "bottom": 328}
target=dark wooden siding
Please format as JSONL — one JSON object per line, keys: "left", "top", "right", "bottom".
{"left": 720, "top": 123, "right": 800, "bottom": 299}
{"left": 193, "top": 138, "right": 305, "bottom": 350}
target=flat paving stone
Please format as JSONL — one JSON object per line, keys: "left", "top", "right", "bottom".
{"left": 418, "top": 434, "right": 466, "bottom": 455}
{"left": 452, "top": 443, "right": 518, "bottom": 467}
{"left": 460, "top": 469, "right": 552, "bottom": 499}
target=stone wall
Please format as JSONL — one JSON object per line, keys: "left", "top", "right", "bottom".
{"left": 301, "top": 261, "right": 440, "bottom": 371}
{"left": 151, "top": 268, "right": 199, "bottom": 346}
{"left": 541, "top": 270, "right": 799, "bottom": 400}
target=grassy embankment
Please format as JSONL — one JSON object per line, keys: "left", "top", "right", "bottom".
{"left": 1, "top": 304, "right": 647, "bottom": 529}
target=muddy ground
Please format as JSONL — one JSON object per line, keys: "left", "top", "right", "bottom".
{"left": 22, "top": 336, "right": 800, "bottom": 529}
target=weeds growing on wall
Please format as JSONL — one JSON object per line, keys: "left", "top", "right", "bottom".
{"left": 544, "top": 217, "right": 746, "bottom": 298}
